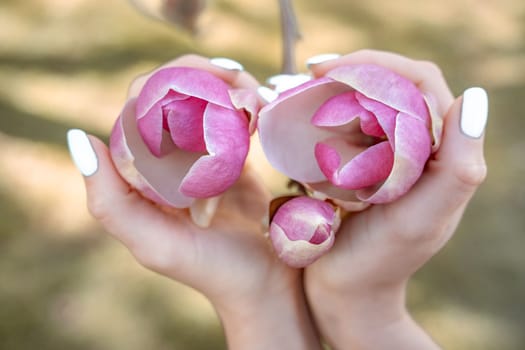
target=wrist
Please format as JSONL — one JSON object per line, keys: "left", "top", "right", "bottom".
{"left": 306, "top": 281, "right": 439, "bottom": 349}
{"left": 338, "top": 314, "right": 441, "bottom": 350}
{"left": 213, "top": 274, "right": 322, "bottom": 350}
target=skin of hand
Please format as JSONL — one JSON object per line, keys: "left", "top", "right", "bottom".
{"left": 304, "top": 50, "right": 487, "bottom": 350}
{"left": 78, "top": 55, "right": 322, "bottom": 350}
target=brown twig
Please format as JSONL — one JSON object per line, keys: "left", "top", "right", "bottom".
{"left": 278, "top": 0, "right": 301, "bottom": 74}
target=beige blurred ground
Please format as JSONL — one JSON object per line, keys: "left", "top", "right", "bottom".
{"left": 0, "top": 0, "right": 524, "bottom": 349}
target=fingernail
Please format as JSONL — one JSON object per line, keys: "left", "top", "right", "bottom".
{"left": 67, "top": 129, "right": 98, "bottom": 176}
{"left": 210, "top": 57, "right": 244, "bottom": 71}
{"left": 306, "top": 53, "right": 341, "bottom": 69}
{"left": 257, "top": 86, "right": 278, "bottom": 103}
{"left": 266, "top": 74, "right": 311, "bottom": 93}
{"left": 460, "top": 87, "right": 488, "bottom": 139}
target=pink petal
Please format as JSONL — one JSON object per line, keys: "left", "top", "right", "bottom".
{"left": 337, "top": 141, "right": 393, "bottom": 189}
{"left": 326, "top": 64, "right": 429, "bottom": 122}
{"left": 358, "top": 111, "right": 384, "bottom": 138}
{"left": 312, "top": 90, "right": 384, "bottom": 138}
{"left": 136, "top": 67, "right": 234, "bottom": 119}
{"left": 110, "top": 99, "right": 199, "bottom": 208}
{"left": 228, "top": 88, "right": 259, "bottom": 134}
{"left": 136, "top": 91, "right": 189, "bottom": 157}
{"left": 314, "top": 141, "right": 342, "bottom": 183}
{"left": 394, "top": 113, "right": 432, "bottom": 171}
{"left": 315, "top": 139, "right": 393, "bottom": 189}
{"left": 355, "top": 92, "right": 397, "bottom": 146}
{"left": 161, "top": 90, "right": 190, "bottom": 106}
{"left": 165, "top": 97, "right": 208, "bottom": 152}
{"left": 203, "top": 104, "right": 250, "bottom": 157}
{"left": 258, "top": 78, "right": 351, "bottom": 183}
{"left": 179, "top": 103, "right": 249, "bottom": 197}
{"left": 311, "top": 91, "right": 372, "bottom": 127}
{"left": 136, "top": 99, "right": 167, "bottom": 157}
{"left": 358, "top": 112, "right": 431, "bottom": 203}
{"left": 314, "top": 137, "right": 365, "bottom": 183}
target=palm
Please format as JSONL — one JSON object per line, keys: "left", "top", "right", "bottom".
{"left": 124, "top": 162, "right": 296, "bottom": 304}
{"left": 86, "top": 53, "right": 299, "bottom": 308}
{"left": 306, "top": 157, "right": 468, "bottom": 292}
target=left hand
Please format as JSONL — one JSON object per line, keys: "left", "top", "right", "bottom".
{"left": 75, "top": 55, "right": 321, "bottom": 350}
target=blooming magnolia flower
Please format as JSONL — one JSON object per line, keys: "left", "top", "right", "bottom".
{"left": 269, "top": 196, "right": 340, "bottom": 268}
{"left": 258, "top": 64, "right": 442, "bottom": 209}
{"left": 110, "top": 66, "right": 252, "bottom": 209}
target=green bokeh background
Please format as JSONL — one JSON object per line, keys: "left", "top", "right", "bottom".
{"left": 1, "top": 0, "right": 524, "bottom": 349}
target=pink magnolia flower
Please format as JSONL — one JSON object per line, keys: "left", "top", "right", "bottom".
{"left": 258, "top": 64, "right": 442, "bottom": 209}
{"left": 110, "top": 67, "right": 252, "bottom": 208}
{"left": 269, "top": 196, "right": 340, "bottom": 268}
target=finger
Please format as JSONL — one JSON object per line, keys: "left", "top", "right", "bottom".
{"left": 128, "top": 54, "right": 260, "bottom": 98}
{"left": 67, "top": 129, "right": 193, "bottom": 254}
{"left": 382, "top": 87, "right": 488, "bottom": 239}
{"left": 307, "top": 49, "right": 454, "bottom": 115}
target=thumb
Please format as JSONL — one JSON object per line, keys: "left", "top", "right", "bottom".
{"left": 384, "top": 87, "right": 488, "bottom": 238}
{"left": 66, "top": 129, "right": 192, "bottom": 253}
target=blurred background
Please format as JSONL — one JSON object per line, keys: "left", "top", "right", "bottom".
{"left": 1, "top": 0, "right": 524, "bottom": 348}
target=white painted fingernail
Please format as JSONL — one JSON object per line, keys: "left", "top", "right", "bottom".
{"left": 266, "top": 73, "right": 312, "bottom": 93}
{"left": 257, "top": 86, "right": 278, "bottom": 103}
{"left": 210, "top": 57, "right": 244, "bottom": 71}
{"left": 67, "top": 129, "right": 98, "bottom": 176}
{"left": 460, "top": 87, "right": 488, "bottom": 138}
{"left": 306, "top": 53, "right": 341, "bottom": 69}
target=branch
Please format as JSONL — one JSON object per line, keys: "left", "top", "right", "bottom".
{"left": 278, "top": 0, "right": 301, "bottom": 74}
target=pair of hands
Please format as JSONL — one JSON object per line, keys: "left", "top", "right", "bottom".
{"left": 79, "top": 50, "right": 487, "bottom": 349}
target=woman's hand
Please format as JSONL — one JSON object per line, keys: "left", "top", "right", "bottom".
{"left": 303, "top": 50, "right": 488, "bottom": 349}
{"left": 68, "top": 55, "right": 321, "bottom": 350}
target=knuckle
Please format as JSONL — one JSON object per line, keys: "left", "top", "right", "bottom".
{"left": 178, "top": 53, "right": 202, "bottom": 61}
{"left": 133, "top": 243, "right": 175, "bottom": 274}
{"left": 87, "top": 195, "right": 111, "bottom": 222}
{"left": 400, "top": 223, "right": 446, "bottom": 244}
{"left": 419, "top": 60, "right": 443, "bottom": 76}
{"left": 453, "top": 162, "right": 488, "bottom": 189}
{"left": 353, "top": 49, "right": 380, "bottom": 60}
{"left": 380, "top": 207, "right": 445, "bottom": 244}
{"left": 390, "top": 218, "right": 443, "bottom": 244}
{"left": 87, "top": 188, "right": 142, "bottom": 225}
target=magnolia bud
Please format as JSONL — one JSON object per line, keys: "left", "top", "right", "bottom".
{"left": 269, "top": 196, "right": 340, "bottom": 268}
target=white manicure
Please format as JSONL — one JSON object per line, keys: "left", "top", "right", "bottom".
{"left": 257, "top": 86, "right": 279, "bottom": 103}
{"left": 209, "top": 57, "right": 244, "bottom": 71}
{"left": 267, "top": 74, "right": 311, "bottom": 93}
{"left": 306, "top": 53, "right": 341, "bottom": 69}
{"left": 67, "top": 129, "right": 98, "bottom": 176}
{"left": 460, "top": 87, "right": 488, "bottom": 138}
